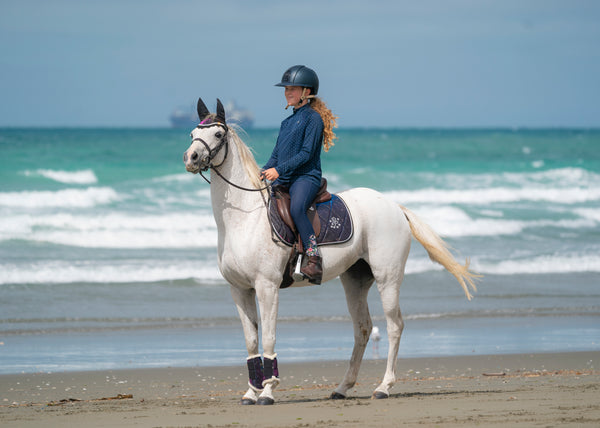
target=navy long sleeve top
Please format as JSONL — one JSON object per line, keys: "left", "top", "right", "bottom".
{"left": 263, "top": 104, "right": 324, "bottom": 187}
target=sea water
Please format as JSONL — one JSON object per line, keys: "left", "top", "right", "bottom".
{"left": 0, "top": 127, "right": 598, "bottom": 374}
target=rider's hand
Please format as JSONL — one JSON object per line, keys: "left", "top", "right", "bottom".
{"left": 261, "top": 168, "right": 279, "bottom": 181}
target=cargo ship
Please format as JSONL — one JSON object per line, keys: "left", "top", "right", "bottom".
{"left": 170, "top": 100, "right": 254, "bottom": 129}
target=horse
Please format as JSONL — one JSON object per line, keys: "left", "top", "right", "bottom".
{"left": 183, "top": 98, "right": 479, "bottom": 405}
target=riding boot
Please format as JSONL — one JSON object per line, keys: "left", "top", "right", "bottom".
{"left": 300, "top": 234, "right": 322, "bottom": 284}
{"left": 301, "top": 255, "right": 322, "bottom": 285}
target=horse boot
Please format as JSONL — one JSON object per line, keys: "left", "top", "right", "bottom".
{"left": 301, "top": 255, "right": 322, "bottom": 285}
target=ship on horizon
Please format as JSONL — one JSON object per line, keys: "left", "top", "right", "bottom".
{"left": 170, "top": 100, "right": 254, "bottom": 129}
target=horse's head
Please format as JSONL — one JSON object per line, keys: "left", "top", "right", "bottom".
{"left": 183, "top": 98, "right": 228, "bottom": 174}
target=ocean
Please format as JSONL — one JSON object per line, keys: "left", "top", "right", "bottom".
{"left": 1, "top": 127, "right": 599, "bottom": 374}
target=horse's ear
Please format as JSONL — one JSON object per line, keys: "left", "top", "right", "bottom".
{"left": 197, "top": 98, "right": 210, "bottom": 121}
{"left": 216, "top": 98, "right": 227, "bottom": 125}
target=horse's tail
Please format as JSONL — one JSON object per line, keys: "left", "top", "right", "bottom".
{"left": 399, "top": 205, "right": 480, "bottom": 300}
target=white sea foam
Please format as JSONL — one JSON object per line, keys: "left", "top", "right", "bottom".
{"left": 574, "top": 208, "right": 600, "bottom": 222}
{"left": 24, "top": 169, "right": 98, "bottom": 184}
{"left": 382, "top": 168, "right": 598, "bottom": 200}
{"left": 404, "top": 257, "right": 444, "bottom": 274}
{"left": 407, "top": 253, "right": 600, "bottom": 275}
{"left": 0, "top": 212, "right": 218, "bottom": 248}
{"left": 24, "top": 229, "right": 218, "bottom": 249}
{"left": 3, "top": 252, "right": 597, "bottom": 285}
{"left": 415, "top": 206, "right": 524, "bottom": 237}
{"left": 478, "top": 209, "right": 504, "bottom": 217}
{"left": 152, "top": 173, "right": 196, "bottom": 183}
{"left": 531, "top": 160, "right": 545, "bottom": 168}
{"left": 515, "top": 167, "right": 597, "bottom": 185}
{"left": 384, "top": 186, "right": 600, "bottom": 205}
{"left": 1, "top": 203, "right": 596, "bottom": 248}
{"left": 0, "top": 260, "right": 223, "bottom": 285}
{"left": 0, "top": 187, "right": 119, "bottom": 208}
{"left": 406, "top": 206, "right": 597, "bottom": 238}
{"left": 474, "top": 254, "right": 600, "bottom": 274}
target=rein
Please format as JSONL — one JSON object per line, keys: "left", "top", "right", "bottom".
{"left": 206, "top": 167, "right": 271, "bottom": 192}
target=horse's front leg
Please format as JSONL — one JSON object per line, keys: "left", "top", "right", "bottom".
{"left": 230, "top": 285, "right": 262, "bottom": 405}
{"left": 255, "top": 279, "right": 280, "bottom": 405}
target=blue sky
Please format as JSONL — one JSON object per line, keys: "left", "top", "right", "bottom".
{"left": 1, "top": 0, "right": 599, "bottom": 128}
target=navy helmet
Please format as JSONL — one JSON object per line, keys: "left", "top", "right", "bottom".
{"left": 275, "top": 65, "right": 319, "bottom": 95}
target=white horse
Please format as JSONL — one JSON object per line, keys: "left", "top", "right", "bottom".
{"left": 183, "top": 99, "right": 479, "bottom": 405}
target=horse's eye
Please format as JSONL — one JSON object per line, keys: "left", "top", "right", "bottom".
{"left": 215, "top": 132, "right": 223, "bottom": 139}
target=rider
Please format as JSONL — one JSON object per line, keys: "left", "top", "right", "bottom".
{"left": 261, "top": 65, "right": 337, "bottom": 284}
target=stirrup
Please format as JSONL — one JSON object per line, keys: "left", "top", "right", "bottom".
{"left": 292, "top": 253, "right": 305, "bottom": 282}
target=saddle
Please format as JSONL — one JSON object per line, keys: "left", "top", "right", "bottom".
{"left": 271, "top": 178, "right": 332, "bottom": 252}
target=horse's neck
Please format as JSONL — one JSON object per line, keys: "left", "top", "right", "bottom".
{"left": 209, "top": 142, "right": 264, "bottom": 228}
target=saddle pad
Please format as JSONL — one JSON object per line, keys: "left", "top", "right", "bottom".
{"left": 269, "top": 194, "right": 353, "bottom": 247}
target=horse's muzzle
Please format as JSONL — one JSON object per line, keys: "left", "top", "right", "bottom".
{"left": 183, "top": 149, "right": 209, "bottom": 173}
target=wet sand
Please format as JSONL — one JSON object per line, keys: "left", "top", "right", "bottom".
{"left": 1, "top": 351, "right": 598, "bottom": 427}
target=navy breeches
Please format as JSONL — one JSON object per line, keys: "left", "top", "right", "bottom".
{"left": 289, "top": 177, "right": 320, "bottom": 249}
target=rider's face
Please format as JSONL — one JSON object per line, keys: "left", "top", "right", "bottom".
{"left": 284, "top": 86, "right": 310, "bottom": 107}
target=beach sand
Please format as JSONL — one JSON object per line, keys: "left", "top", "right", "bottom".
{"left": 1, "top": 351, "right": 598, "bottom": 427}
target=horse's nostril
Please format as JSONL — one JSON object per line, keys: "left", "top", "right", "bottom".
{"left": 183, "top": 152, "right": 188, "bottom": 163}
{"left": 191, "top": 152, "right": 199, "bottom": 162}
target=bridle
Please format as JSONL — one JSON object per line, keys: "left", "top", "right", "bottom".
{"left": 190, "top": 122, "right": 229, "bottom": 172}
{"left": 191, "top": 122, "right": 270, "bottom": 192}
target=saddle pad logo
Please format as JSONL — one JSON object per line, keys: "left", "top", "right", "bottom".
{"left": 329, "top": 217, "right": 341, "bottom": 229}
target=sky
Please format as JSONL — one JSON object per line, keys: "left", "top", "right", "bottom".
{"left": 1, "top": 0, "right": 599, "bottom": 128}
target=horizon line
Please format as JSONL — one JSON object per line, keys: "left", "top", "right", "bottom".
{"left": 1, "top": 125, "right": 599, "bottom": 131}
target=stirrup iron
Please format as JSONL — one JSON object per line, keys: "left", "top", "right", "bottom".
{"left": 292, "top": 253, "right": 305, "bottom": 282}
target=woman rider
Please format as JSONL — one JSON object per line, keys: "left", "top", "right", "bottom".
{"left": 261, "top": 65, "right": 337, "bottom": 284}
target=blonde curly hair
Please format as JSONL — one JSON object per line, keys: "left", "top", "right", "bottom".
{"left": 310, "top": 97, "right": 338, "bottom": 152}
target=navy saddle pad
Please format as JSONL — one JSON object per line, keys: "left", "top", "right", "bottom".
{"left": 268, "top": 194, "right": 353, "bottom": 247}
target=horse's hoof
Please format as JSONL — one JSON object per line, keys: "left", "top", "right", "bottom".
{"left": 256, "top": 396, "right": 275, "bottom": 405}
{"left": 240, "top": 398, "right": 256, "bottom": 405}
{"left": 372, "top": 391, "right": 389, "bottom": 399}
{"left": 330, "top": 392, "right": 346, "bottom": 400}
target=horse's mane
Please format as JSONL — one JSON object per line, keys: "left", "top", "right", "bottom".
{"left": 228, "top": 126, "right": 264, "bottom": 190}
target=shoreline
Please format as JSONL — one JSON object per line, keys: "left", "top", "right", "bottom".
{"left": 1, "top": 351, "right": 599, "bottom": 427}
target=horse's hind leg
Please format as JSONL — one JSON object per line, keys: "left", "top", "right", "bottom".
{"left": 372, "top": 276, "right": 405, "bottom": 399}
{"left": 331, "top": 259, "right": 375, "bottom": 399}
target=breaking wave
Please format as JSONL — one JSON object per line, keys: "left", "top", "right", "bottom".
{"left": 24, "top": 169, "right": 98, "bottom": 184}
{"left": 0, "top": 187, "right": 119, "bottom": 208}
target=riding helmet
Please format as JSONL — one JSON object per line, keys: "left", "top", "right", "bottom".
{"left": 275, "top": 65, "right": 319, "bottom": 95}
